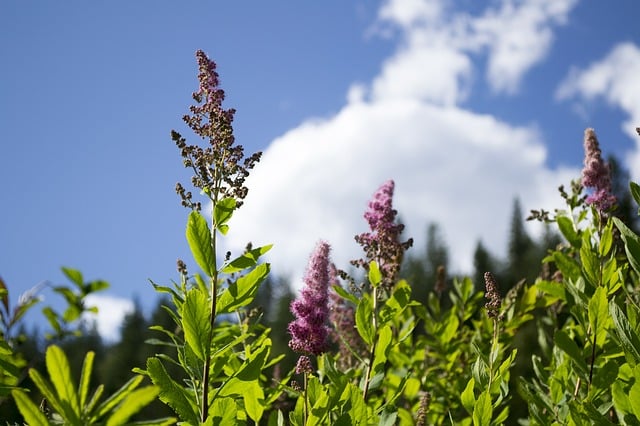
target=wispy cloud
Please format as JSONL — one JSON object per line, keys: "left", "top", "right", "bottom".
{"left": 556, "top": 42, "right": 640, "bottom": 178}
{"left": 221, "top": 0, "right": 580, "bottom": 288}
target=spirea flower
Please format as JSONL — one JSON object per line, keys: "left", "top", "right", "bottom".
{"left": 484, "top": 272, "right": 501, "bottom": 319}
{"left": 288, "top": 241, "right": 331, "bottom": 356}
{"left": 172, "top": 50, "right": 261, "bottom": 210}
{"left": 353, "top": 180, "right": 413, "bottom": 290}
{"left": 582, "top": 128, "right": 616, "bottom": 214}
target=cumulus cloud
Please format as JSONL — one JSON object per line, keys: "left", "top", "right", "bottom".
{"left": 556, "top": 42, "right": 640, "bottom": 179}
{"left": 373, "top": 0, "right": 578, "bottom": 96}
{"left": 221, "top": 0, "right": 580, "bottom": 289}
{"left": 83, "top": 294, "right": 134, "bottom": 342}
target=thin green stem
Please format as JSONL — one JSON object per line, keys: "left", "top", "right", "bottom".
{"left": 201, "top": 187, "right": 220, "bottom": 422}
{"left": 362, "top": 286, "right": 379, "bottom": 401}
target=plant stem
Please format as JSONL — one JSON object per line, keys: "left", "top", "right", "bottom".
{"left": 201, "top": 193, "right": 219, "bottom": 422}
{"left": 362, "top": 286, "right": 379, "bottom": 401}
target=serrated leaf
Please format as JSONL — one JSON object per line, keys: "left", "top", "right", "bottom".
{"left": 11, "top": 389, "right": 49, "bottom": 426}
{"left": 217, "top": 263, "right": 270, "bottom": 314}
{"left": 146, "top": 358, "right": 199, "bottom": 424}
{"left": 551, "top": 251, "right": 581, "bottom": 282}
{"left": 355, "top": 297, "right": 374, "bottom": 346}
{"left": 105, "top": 386, "right": 160, "bottom": 426}
{"left": 210, "top": 397, "right": 238, "bottom": 425}
{"left": 213, "top": 197, "right": 236, "bottom": 234}
{"left": 222, "top": 244, "right": 273, "bottom": 273}
{"left": 181, "top": 287, "right": 211, "bottom": 361}
{"left": 613, "top": 217, "right": 640, "bottom": 276}
{"left": 599, "top": 222, "right": 614, "bottom": 257}
{"left": 186, "top": 210, "right": 215, "bottom": 277}
{"left": 610, "top": 301, "right": 640, "bottom": 362}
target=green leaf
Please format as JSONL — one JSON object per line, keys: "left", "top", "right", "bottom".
{"left": 379, "top": 280, "right": 411, "bottom": 325}
{"left": 222, "top": 244, "right": 273, "bottom": 273}
{"left": 599, "top": 222, "right": 614, "bottom": 257}
{"left": 331, "top": 284, "right": 359, "bottom": 305}
{"left": 536, "top": 280, "right": 566, "bottom": 302}
{"left": 95, "top": 375, "right": 144, "bottom": 419}
{"left": 78, "top": 351, "right": 95, "bottom": 408}
{"left": 213, "top": 197, "right": 236, "bottom": 235}
{"left": 368, "top": 261, "right": 382, "bottom": 287}
{"left": 588, "top": 286, "right": 609, "bottom": 348}
{"left": 551, "top": 251, "right": 581, "bottom": 282}
{"left": 11, "top": 389, "right": 49, "bottom": 426}
{"left": 580, "top": 233, "right": 598, "bottom": 286}
{"left": 557, "top": 215, "right": 581, "bottom": 248}
{"left": 242, "top": 381, "right": 265, "bottom": 422}
{"left": 630, "top": 181, "right": 640, "bottom": 207}
{"left": 105, "top": 386, "right": 160, "bottom": 426}
{"left": 29, "top": 368, "right": 72, "bottom": 421}
{"left": 181, "top": 287, "right": 211, "bottom": 361}
{"left": 210, "top": 398, "right": 238, "bottom": 425}
{"left": 472, "top": 390, "right": 492, "bottom": 426}
{"left": 613, "top": 217, "right": 640, "bottom": 276}
{"left": 628, "top": 382, "right": 640, "bottom": 421}
{"left": 372, "top": 325, "right": 392, "bottom": 374}
{"left": 217, "top": 263, "right": 270, "bottom": 314}
{"left": 146, "top": 358, "right": 199, "bottom": 424}
{"left": 610, "top": 301, "right": 640, "bottom": 362}
{"left": 186, "top": 210, "right": 215, "bottom": 277}
{"left": 62, "top": 266, "right": 84, "bottom": 287}
{"left": 554, "top": 330, "right": 588, "bottom": 377}
{"left": 461, "top": 378, "right": 475, "bottom": 414}
{"left": 46, "top": 345, "right": 80, "bottom": 416}
{"left": 355, "top": 296, "right": 374, "bottom": 346}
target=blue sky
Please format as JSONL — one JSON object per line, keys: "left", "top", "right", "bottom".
{"left": 2, "top": 0, "right": 639, "bottom": 340}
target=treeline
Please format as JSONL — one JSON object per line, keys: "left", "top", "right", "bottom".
{"left": 1, "top": 156, "right": 636, "bottom": 423}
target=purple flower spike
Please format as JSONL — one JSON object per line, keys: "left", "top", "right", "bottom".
{"left": 354, "top": 180, "right": 413, "bottom": 289}
{"left": 288, "top": 241, "right": 331, "bottom": 356}
{"left": 582, "top": 128, "right": 616, "bottom": 214}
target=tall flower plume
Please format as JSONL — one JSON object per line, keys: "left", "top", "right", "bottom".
{"left": 581, "top": 128, "right": 616, "bottom": 214}
{"left": 288, "top": 241, "right": 331, "bottom": 356}
{"left": 172, "top": 50, "right": 261, "bottom": 210}
{"left": 353, "top": 180, "right": 413, "bottom": 290}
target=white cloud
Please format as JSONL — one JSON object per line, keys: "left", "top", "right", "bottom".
{"left": 556, "top": 42, "right": 640, "bottom": 179}
{"left": 220, "top": 0, "right": 580, "bottom": 290}
{"left": 83, "top": 294, "right": 134, "bottom": 342}
{"left": 374, "top": 0, "right": 577, "bottom": 96}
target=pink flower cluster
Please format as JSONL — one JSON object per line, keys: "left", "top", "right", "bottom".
{"left": 288, "top": 241, "right": 331, "bottom": 356}
{"left": 354, "top": 180, "right": 413, "bottom": 289}
{"left": 582, "top": 128, "right": 616, "bottom": 214}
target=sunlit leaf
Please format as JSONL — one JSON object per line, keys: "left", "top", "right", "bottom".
{"left": 46, "top": 345, "right": 80, "bottom": 417}
{"left": 186, "top": 210, "right": 214, "bottom": 277}
{"left": 217, "top": 263, "right": 270, "bottom": 314}
{"left": 222, "top": 244, "right": 273, "bottom": 273}
{"left": 355, "top": 296, "right": 374, "bottom": 346}
{"left": 181, "top": 287, "right": 211, "bottom": 361}
{"left": 213, "top": 197, "right": 236, "bottom": 235}
{"left": 105, "top": 386, "right": 160, "bottom": 426}
{"left": 11, "top": 389, "right": 49, "bottom": 426}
